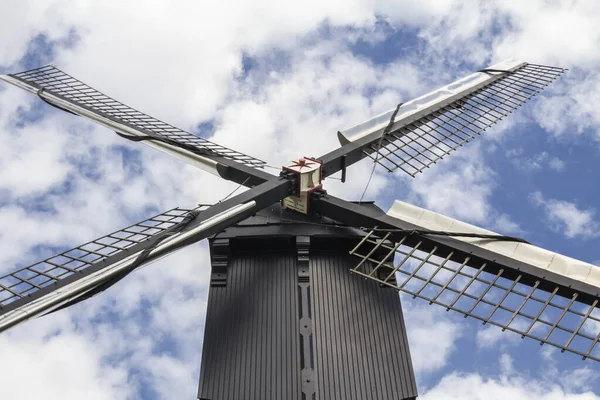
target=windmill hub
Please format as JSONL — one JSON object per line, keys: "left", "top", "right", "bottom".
{"left": 282, "top": 157, "right": 323, "bottom": 214}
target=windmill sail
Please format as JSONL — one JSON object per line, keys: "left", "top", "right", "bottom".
{"left": 0, "top": 206, "right": 201, "bottom": 331}
{"left": 0, "top": 200, "right": 267, "bottom": 333}
{"left": 0, "top": 65, "right": 266, "bottom": 175}
{"left": 347, "top": 200, "right": 600, "bottom": 361}
{"left": 320, "top": 60, "right": 566, "bottom": 178}
{"left": 0, "top": 170, "right": 292, "bottom": 334}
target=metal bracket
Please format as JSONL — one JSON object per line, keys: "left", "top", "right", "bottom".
{"left": 340, "top": 154, "right": 347, "bottom": 183}
{"left": 279, "top": 170, "right": 299, "bottom": 195}
{"left": 210, "top": 238, "right": 229, "bottom": 287}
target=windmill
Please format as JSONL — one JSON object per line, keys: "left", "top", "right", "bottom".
{"left": 0, "top": 59, "right": 594, "bottom": 400}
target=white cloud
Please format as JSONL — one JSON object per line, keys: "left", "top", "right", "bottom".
{"left": 507, "top": 150, "right": 567, "bottom": 172}
{"left": 0, "top": 312, "right": 131, "bottom": 400}
{"left": 406, "top": 144, "right": 495, "bottom": 224}
{"left": 532, "top": 191, "right": 598, "bottom": 239}
{"left": 549, "top": 157, "right": 566, "bottom": 171}
{"left": 492, "top": 0, "right": 600, "bottom": 68}
{"left": 419, "top": 348, "right": 600, "bottom": 399}
{"left": 477, "top": 324, "right": 519, "bottom": 349}
{"left": 421, "top": 370, "right": 600, "bottom": 400}
{"left": 402, "top": 299, "right": 464, "bottom": 374}
{"left": 403, "top": 143, "right": 521, "bottom": 234}
{"left": 532, "top": 71, "right": 600, "bottom": 141}
{"left": 421, "top": 350, "right": 600, "bottom": 399}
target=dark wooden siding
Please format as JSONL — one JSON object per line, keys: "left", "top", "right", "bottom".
{"left": 311, "top": 252, "right": 417, "bottom": 400}
{"left": 198, "top": 233, "right": 417, "bottom": 400}
{"left": 198, "top": 252, "right": 301, "bottom": 400}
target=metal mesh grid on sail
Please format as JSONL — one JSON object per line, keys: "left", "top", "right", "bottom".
{"left": 0, "top": 206, "right": 206, "bottom": 315}
{"left": 349, "top": 230, "right": 600, "bottom": 362}
{"left": 9, "top": 65, "right": 266, "bottom": 169}
{"left": 368, "top": 64, "right": 566, "bottom": 177}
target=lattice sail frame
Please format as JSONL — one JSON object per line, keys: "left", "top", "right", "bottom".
{"left": 0, "top": 206, "right": 205, "bottom": 315}
{"left": 342, "top": 63, "right": 566, "bottom": 177}
{"left": 4, "top": 65, "right": 266, "bottom": 168}
{"left": 349, "top": 230, "right": 600, "bottom": 361}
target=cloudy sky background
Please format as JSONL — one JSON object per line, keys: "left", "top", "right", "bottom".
{"left": 1, "top": 0, "right": 600, "bottom": 398}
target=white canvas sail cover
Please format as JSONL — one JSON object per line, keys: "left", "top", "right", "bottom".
{"left": 334, "top": 60, "right": 566, "bottom": 177}
{"left": 387, "top": 200, "right": 600, "bottom": 290}
{"left": 0, "top": 65, "right": 267, "bottom": 175}
{"left": 338, "top": 59, "right": 526, "bottom": 145}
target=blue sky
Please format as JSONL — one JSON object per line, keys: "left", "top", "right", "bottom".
{"left": 1, "top": 1, "right": 600, "bottom": 399}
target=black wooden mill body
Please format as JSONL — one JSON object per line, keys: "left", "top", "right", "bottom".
{"left": 198, "top": 204, "right": 417, "bottom": 400}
